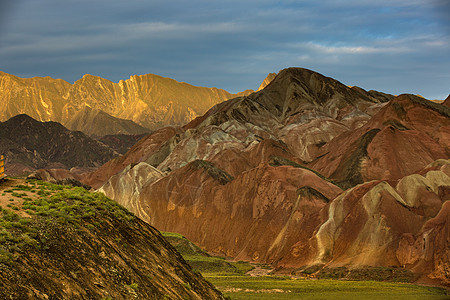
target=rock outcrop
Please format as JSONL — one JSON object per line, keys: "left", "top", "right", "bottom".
{"left": 310, "top": 94, "right": 450, "bottom": 188}
{"left": 443, "top": 94, "right": 450, "bottom": 107}
{"left": 257, "top": 72, "right": 277, "bottom": 91}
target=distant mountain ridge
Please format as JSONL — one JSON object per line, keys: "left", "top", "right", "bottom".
{"left": 0, "top": 114, "right": 118, "bottom": 174}
{"left": 65, "top": 106, "right": 151, "bottom": 137}
{"left": 0, "top": 71, "right": 253, "bottom": 134}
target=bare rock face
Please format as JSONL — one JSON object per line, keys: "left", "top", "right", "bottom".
{"left": 442, "top": 94, "right": 450, "bottom": 107}
{"left": 312, "top": 161, "right": 450, "bottom": 283}
{"left": 91, "top": 67, "right": 449, "bottom": 285}
{"left": 137, "top": 161, "right": 342, "bottom": 264}
{"left": 88, "top": 68, "right": 390, "bottom": 188}
{"left": 0, "top": 71, "right": 252, "bottom": 134}
{"left": 83, "top": 126, "right": 183, "bottom": 189}
{"left": 395, "top": 161, "right": 450, "bottom": 285}
{"left": 257, "top": 72, "right": 277, "bottom": 91}
{"left": 310, "top": 94, "right": 450, "bottom": 189}
{"left": 0, "top": 71, "right": 71, "bottom": 123}
{"left": 98, "top": 162, "right": 165, "bottom": 221}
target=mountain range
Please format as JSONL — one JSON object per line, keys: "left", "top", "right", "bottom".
{"left": 84, "top": 68, "right": 449, "bottom": 286}
{"left": 1, "top": 67, "right": 448, "bottom": 287}
{"left": 0, "top": 71, "right": 252, "bottom": 136}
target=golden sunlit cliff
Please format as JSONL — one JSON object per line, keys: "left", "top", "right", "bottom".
{"left": 0, "top": 71, "right": 252, "bottom": 134}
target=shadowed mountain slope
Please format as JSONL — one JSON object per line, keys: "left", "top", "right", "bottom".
{"left": 0, "top": 114, "right": 118, "bottom": 175}
{"left": 65, "top": 106, "right": 151, "bottom": 137}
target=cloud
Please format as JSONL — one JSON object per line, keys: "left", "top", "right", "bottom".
{"left": 296, "top": 42, "right": 411, "bottom": 55}
{"left": 0, "top": 0, "right": 449, "bottom": 99}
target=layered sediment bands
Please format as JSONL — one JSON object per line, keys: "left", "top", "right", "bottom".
{"left": 94, "top": 68, "right": 449, "bottom": 285}
{"left": 315, "top": 181, "right": 424, "bottom": 267}
{"left": 314, "top": 161, "right": 450, "bottom": 283}
{"left": 397, "top": 201, "right": 450, "bottom": 284}
{"left": 137, "top": 162, "right": 342, "bottom": 264}
{"left": 98, "top": 162, "right": 165, "bottom": 221}
{"left": 310, "top": 94, "right": 450, "bottom": 186}
{"left": 83, "top": 126, "right": 183, "bottom": 189}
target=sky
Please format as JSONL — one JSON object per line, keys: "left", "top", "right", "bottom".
{"left": 0, "top": 0, "right": 449, "bottom": 100}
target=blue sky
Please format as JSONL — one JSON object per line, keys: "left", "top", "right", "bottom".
{"left": 0, "top": 0, "right": 449, "bottom": 99}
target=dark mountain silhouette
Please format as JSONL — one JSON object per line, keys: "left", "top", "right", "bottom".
{"left": 0, "top": 114, "right": 118, "bottom": 174}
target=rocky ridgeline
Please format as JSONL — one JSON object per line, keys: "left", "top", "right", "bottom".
{"left": 0, "top": 71, "right": 252, "bottom": 135}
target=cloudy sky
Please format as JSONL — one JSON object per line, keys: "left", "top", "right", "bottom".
{"left": 0, "top": 0, "right": 449, "bottom": 99}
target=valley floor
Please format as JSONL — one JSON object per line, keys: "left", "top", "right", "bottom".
{"left": 206, "top": 276, "right": 449, "bottom": 299}
{"left": 161, "top": 231, "right": 449, "bottom": 299}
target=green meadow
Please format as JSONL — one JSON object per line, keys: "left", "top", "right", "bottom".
{"left": 162, "top": 232, "right": 449, "bottom": 300}
{"left": 206, "top": 276, "right": 448, "bottom": 300}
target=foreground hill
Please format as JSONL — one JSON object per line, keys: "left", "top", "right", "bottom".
{"left": 0, "top": 179, "right": 223, "bottom": 299}
{"left": 0, "top": 71, "right": 252, "bottom": 134}
{"left": 0, "top": 114, "right": 118, "bottom": 175}
{"left": 84, "top": 67, "right": 449, "bottom": 285}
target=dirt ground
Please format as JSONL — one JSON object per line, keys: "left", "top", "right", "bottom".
{"left": 0, "top": 178, "right": 33, "bottom": 217}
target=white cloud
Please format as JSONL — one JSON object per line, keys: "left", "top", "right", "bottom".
{"left": 288, "top": 41, "right": 411, "bottom": 55}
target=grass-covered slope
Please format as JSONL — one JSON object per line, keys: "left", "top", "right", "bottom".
{"left": 162, "top": 231, "right": 253, "bottom": 276}
{"left": 0, "top": 179, "right": 223, "bottom": 300}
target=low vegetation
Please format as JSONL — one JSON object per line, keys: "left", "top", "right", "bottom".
{"left": 1, "top": 179, "right": 222, "bottom": 299}
{"left": 0, "top": 179, "right": 134, "bottom": 264}
{"left": 162, "top": 231, "right": 254, "bottom": 275}
{"left": 316, "top": 266, "right": 417, "bottom": 282}
{"left": 207, "top": 276, "right": 449, "bottom": 300}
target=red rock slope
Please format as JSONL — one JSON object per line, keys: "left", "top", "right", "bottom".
{"left": 88, "top": 68, "right": 449, "bottom": 285}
